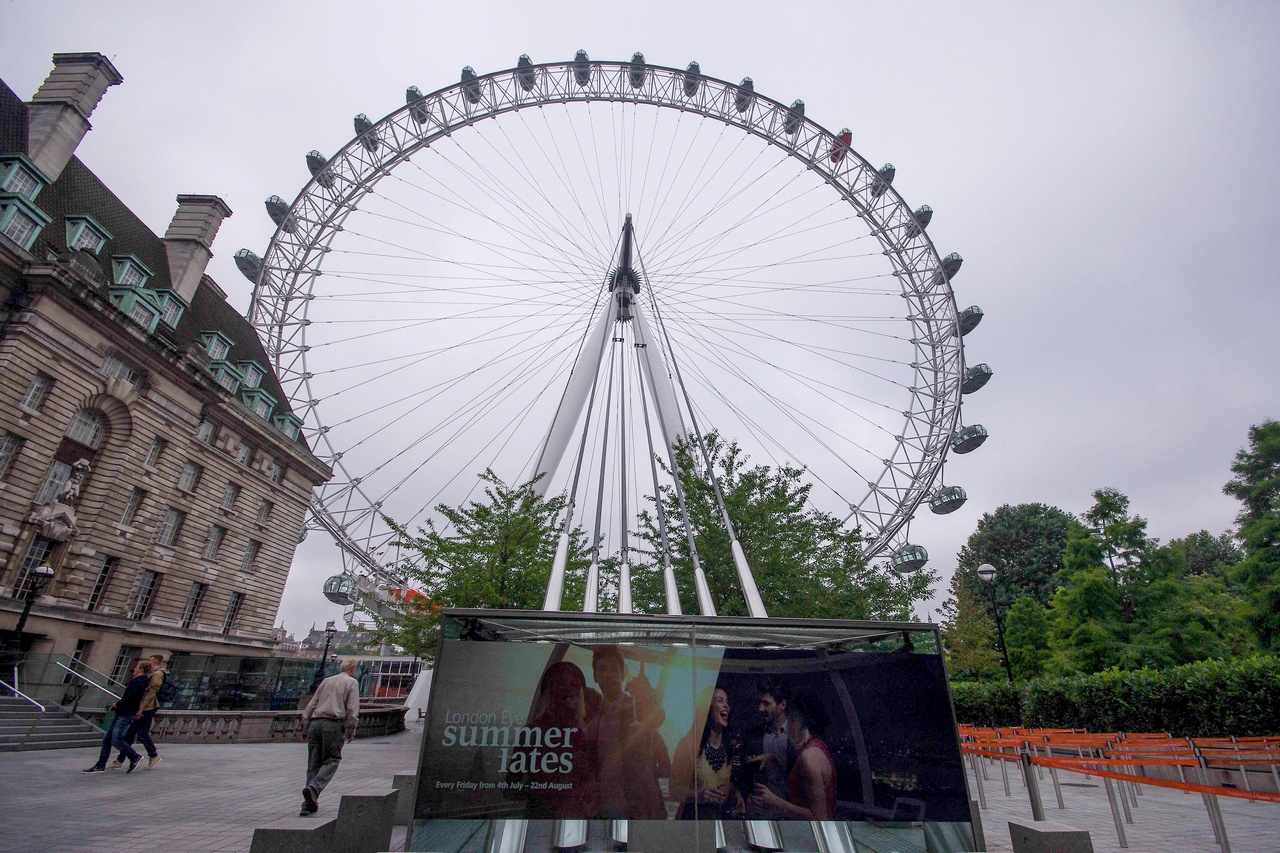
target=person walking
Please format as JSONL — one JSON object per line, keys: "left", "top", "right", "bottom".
{"left": 110, "top": 653, "right": 168, "bottom": 770}
{"left": 299, "top": 658, "right": 360, "bottom": 816}
{"left": 83, "top": 659, "right": 151, "bottom": 774}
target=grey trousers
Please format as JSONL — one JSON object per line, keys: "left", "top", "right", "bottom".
{"left": 305, "top": 719, "right": 347, "bottom": 795}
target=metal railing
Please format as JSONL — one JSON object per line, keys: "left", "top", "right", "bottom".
{"left": 13, "top": 653, "right": 122, "bottom": 713}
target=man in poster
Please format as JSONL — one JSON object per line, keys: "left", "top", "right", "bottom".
{"left": 742, "top": 677, "right": 794, "bottom": 820}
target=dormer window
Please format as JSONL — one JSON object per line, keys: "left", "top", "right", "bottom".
{"left": 0, "top": 199, "right": 50, "bottom": 251}
{"left": 202, "top": 332, "right": 233, "bottom": 361}
{"left": 157, "top": 291, "right": 186, "bottom": 328}
{"left": 112, "top": 254, "right": 153, "bottom": 288}
{"left": 211, "top": 362, "right": 242, "bottom": 394}
{"left": 274, "top": 414, "right": 303, "bottom": 441}
{"left": 242, "top": 388, "right": 277, "bottom": 421}
{"left": 128, "top": 300, "right": 158, "bottom": 329}
{"left": 66, "top": 216, "right": 112, "bottom": 255}
{"left": 0, "top": 157, "right": 48, "bottom": 201}
{"left": 239, "top": 362, "right": 265, "bottom": 390}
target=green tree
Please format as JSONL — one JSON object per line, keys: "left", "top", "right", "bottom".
{"left": 1003, "top": 596, "right": 1052, "bottom": 680}
{"left": 937, "top": 573, "right": 1000, "bottom": 681}
{"left": 1124, "top": 574, "right": 1255, "bottom": 668}
{"left": 368, "top": 591, "right": 442, "bottom": 663}
{"left": 955, "top": 503, "right": 1074, "bottom": 621}
{"left": 1167, "top": 530, "right": 1243, "bottom": 579}
{"left": 1223, "top": 419, "right": 1280, "bottom": 649}
{"left": 633, "top": 433, "right": 932, "bottom": 620}
{"left": 1046, "top": 524, "right": 1125, "bottom": 674}
{"left": 376, "top": 470, "right": 591, "bottom": 656}
{"left": 1083, "top": 487, "right": 1153, "bottom": 588}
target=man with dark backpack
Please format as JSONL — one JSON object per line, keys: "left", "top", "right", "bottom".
{"left": 111, "top": 653, "right": 169, "bottom": 770}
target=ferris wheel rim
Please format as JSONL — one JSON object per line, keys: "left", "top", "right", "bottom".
{"left": 248, "top": 57, "right": 966, "bottom": 579}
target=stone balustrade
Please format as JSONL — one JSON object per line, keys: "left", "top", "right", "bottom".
{"left": 83, "top": 702, "right": 407, "bottom": 744}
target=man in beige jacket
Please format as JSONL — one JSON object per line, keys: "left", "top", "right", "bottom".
{"left": 300, "top": 658, "right": 360, "bottom": 815}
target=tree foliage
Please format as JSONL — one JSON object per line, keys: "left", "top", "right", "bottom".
{"left": 1223, "top": 419, "right": 1280, "bottom": 649}
{"left": 937, "top": 573, "right": 1001, "bottom": 681}
{"left": 371, "top": 470, "right": 591, "bottom": 656}
{"left": 632, "top": 433, "right": 934, "bottom": 619}
{"left": 943, "top": 420, "right": 1280, "bottom": 679}
{"left": 955, "top": 503, "right": 1074, "bottom": 621}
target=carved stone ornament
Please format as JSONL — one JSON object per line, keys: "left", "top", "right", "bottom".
{"left": 28, "top": 459, "right": 91, "bottom": 542}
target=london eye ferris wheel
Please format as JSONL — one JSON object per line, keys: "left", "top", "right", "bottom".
{"left": 237, "top": 52, "right": 992, "bottom": 621}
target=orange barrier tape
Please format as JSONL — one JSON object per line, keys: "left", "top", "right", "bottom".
{"left": 1029, "top": 755, "right": 1280, "bottom": 804}
{"left": 963, "top": 747, "right": 1025, "bottom": 762}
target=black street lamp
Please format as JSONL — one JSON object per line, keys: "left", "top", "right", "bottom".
{"left": 13, "top": 565, "right": 56, "bottom": 637}
{"left": 309, "top": 621, "right": 337, "bottom": 692}
{"left": 977, "top": 563, "right": 1015, "bottom": 684}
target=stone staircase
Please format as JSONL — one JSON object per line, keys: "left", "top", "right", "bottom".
{"left": 0, "top": 695, "right": 102, "bottom": 752}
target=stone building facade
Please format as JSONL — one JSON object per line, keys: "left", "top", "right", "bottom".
{"left": 0, "top": 53, "right": 330, "bottom": 681}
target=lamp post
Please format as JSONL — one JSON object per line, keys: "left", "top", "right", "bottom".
{"left": 310, "top": 621, "right": 337, "bottom": 692}
{"left": 977, "top": 563, "right": 1015, "bottom": 684}
{"left": 13, "top": 565, "right": 56, "bottom": 637}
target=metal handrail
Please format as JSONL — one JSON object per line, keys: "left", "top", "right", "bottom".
{"left": 0, "top": 677, "right": 44, "bottom": 710}
{"left": 53, "top": 660, "right": 121, "bottom": 700}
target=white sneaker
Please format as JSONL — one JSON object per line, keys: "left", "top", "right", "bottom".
{"left": 147, "top": 756, "right": 162, "bottom": 769}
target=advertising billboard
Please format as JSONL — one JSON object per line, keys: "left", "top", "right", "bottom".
{"left": 415, "top": 611, "right": 974, "bottom": 851}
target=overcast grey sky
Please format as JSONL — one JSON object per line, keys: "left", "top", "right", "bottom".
{"left": 5, "top": 1, "right": 1278, "bottom": 633}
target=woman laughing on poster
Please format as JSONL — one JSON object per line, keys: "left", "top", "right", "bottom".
{"left": 750, "top": 691, "right": 836, "bottom": 820}
{"left": 672, "top": 685, "right": 744, "bottom": 819}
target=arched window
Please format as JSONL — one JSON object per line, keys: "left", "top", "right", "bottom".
{"left": 66, "top": 409, "right": 104, "bottom": 448}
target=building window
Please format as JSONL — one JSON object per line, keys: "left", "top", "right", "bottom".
{"left": 156, "top": 509, "right": 185, "bottom": 546}
{"left": 109, "top": 646, "right": 139, "bottom": 685}
{"left": 255, "top": 499, "right": 273, "bottom": 525}
{"left": 0, "top": 432, "right": 23, "bottom": 479}
{"left": 100, "top": 355, "right": 141, "bottom": 387}
{"left": 239, "top": 540, "right": 261, "bottom": 573}
{"left": 253, "top": 398, "right": 271, "bottom": 419}
{"left": 20, "top": 372, "right": 52, "bottom": 411}
{"left": 197, "top": 420, "right": 217, "bottom": 444}
{"left": 35, "top": 460, "right": 72, "bottom": 504}
{"left": 128, "top": 570, "right": 160, "bottom": 620}
{"left": 86, "top": 555, "right": 117, "bottom": 612}
{"left": 203, "top": 334, "right": 232, "bottom": 361}
{"left": 222, "top": 592, "right": 245, "bottom": 635}
{"left": 202, "top": 525, "right": 227, "bottom": 561}
{"left": 64, "top": 639, "right": 94, "bottom": 685}
{"left": 66, "top": 409, "right": 105, "bottom": 448}
{"left": 181, "top": 582, "right": 207, "bottom": 629}
{"left": 267, "top": 459, "right": 283, "bottom": 484}
{"left": 1, "top": 208, "right": 39, "bottom": 247}
{"left": 66, "top": 216, "right": 111, "bottom": 254}
{"left": 177, "top": 462, "right": 202, "bottom": 493}
{"left": 241, "top": 364, "right": 264, "bottom": 389}
{"left": 113, "top": 256, "right": 149, "bottom": 287}
{"left": 219, "top": 482, "right": 241, "bottom": 511}
{"left": 2, "top": 163, "right": 41, "bottom": 199}
{"left": 144, "top": 438, "right": 167, "bottom": 469}
{"left": 236, "top": 443, "right": 254, "bottom": 465}
{"left": 120, "top": 488, "right": 146, "bottom": 525}
{"left": 128, "top": 300, "right": 155, "bottom": 328}
{"left": 160, "top": 297, "right": 183, "bottom": 327}
{"left": 13, "top": 537, "right": 53, "bottom": 596}
{"left": 215, "top": 370, "right": 239, "bottom": 393}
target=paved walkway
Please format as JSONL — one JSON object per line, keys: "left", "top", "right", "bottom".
{"left": 0, "top": 725, "right": 423, "bottom": 853}
{"left": 3, "top": 724, "right": 1279, "bottom": 852}
{"left": 969, "top": 760, "right": 1280, "bottom": 852}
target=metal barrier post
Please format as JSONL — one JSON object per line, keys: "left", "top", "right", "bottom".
{"left": 1102, "top": 776, "right": 1129, "bottom": 848}
{"left": 970, "top": 752, "right": 987, "bottom": 809}
{"left": 1000, "top": 746, "right": 1011, "bottom": 797}
{"left": 1020, "top": 750, "right": 1045, "bottom": 821}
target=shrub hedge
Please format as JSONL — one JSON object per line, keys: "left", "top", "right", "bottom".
{"left": 950, "top": 656, "right": 1280, "bottom": 736}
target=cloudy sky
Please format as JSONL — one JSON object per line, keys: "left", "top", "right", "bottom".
{"left": 4, "top": 2, "right": 1278, "bottom": 633}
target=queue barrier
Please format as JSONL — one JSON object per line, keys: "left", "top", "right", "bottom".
{"left": 958, "top": 726, "right": 1280, "bottom": 851}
